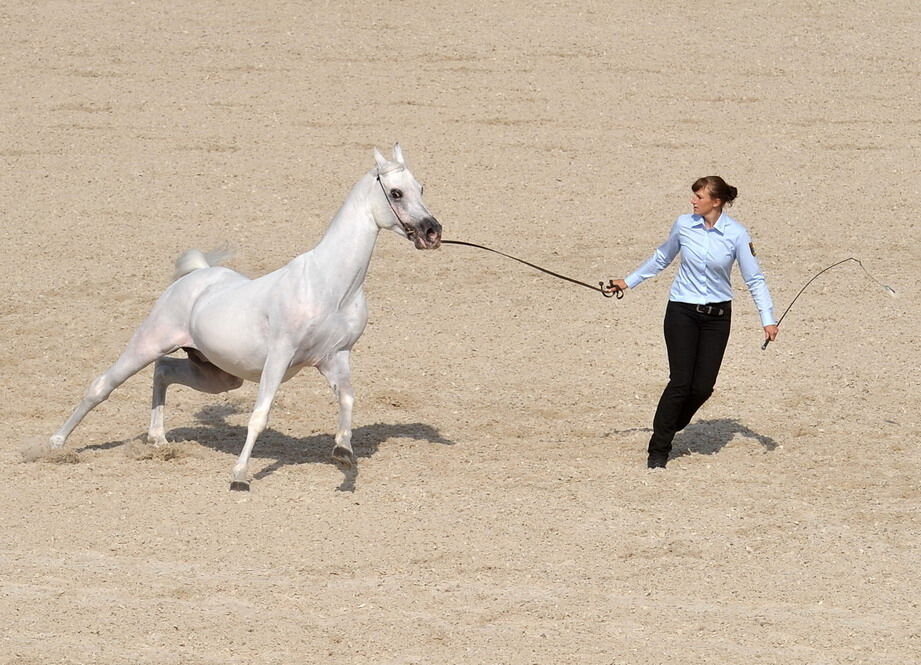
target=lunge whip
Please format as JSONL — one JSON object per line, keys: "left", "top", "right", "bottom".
{"left": 762, "top": 257, "right": 896, "bottom": 350}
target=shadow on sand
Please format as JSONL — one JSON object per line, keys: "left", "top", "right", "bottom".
{"left": 78, "top": 403, "right": 454, "bottom": 491}
{"left": 607, "top": 417, "right": 778, "bottom": 462}
{"left": 671, "top": 417, "right": 778, "bottom": 460}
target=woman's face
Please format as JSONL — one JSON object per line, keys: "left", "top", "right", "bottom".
{"left": 691, "top": 186, "right": 722, "bottom": 217}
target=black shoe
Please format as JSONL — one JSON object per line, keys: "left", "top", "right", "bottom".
{"left": 647, "top": 453, "right": 668, "bottom": 469}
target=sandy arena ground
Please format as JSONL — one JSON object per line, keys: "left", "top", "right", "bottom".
{"left": 2, "top": 2, "right": 919, "bottom": 663}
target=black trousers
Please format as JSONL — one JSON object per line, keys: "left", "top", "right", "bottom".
{"left": 647, "top": 300, "right": 732, "bottom": 458}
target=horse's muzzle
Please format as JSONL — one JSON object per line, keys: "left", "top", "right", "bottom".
{"left": 411, "top": 216, "right": 442, "bottom": 249}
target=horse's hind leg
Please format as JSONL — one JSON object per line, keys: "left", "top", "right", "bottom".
{"left": 49, "top": 331, "right": 180, "bottom": 448}
{"left": 148, "top": 353, "right": 243, "bottom": 445}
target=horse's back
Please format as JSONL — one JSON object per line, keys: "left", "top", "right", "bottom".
{"left": 161, "top": 267, "right": 249, "bottom": 314}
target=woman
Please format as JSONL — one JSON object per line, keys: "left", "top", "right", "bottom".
{"left": 609, "top": 176, "right": 778, "bottom": 469}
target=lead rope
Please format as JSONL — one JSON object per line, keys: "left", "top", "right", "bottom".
{"left": 374, "top": 173, "right": 621, "bottom": 299}
{"left": 441, "top": 240, "right": 623, "bottom": 298}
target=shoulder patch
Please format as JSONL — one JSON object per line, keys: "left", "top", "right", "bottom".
{"left": 748, "top": 241, "right": 756, "bottom": 256}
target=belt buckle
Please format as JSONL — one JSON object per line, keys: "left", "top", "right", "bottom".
{"left": 695, "top": 304, "right": 722, "bottom": 316}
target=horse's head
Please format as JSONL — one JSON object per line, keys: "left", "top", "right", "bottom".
{"left": 372, "top": 144, "right": 442, "bottom": 249}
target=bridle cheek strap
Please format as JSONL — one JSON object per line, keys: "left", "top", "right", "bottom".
{"left": 375, "top": 174, "right": 414, "bottom": 238}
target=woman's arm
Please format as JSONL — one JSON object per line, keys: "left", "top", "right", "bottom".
{"left": 737, "top": 232, "right": 778, "bottom": 339}
{"left": 621, "top": 219, "right": 682, "bottom": 290}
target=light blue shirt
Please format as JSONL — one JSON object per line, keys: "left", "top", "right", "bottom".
{"left": 625, "top": 212, "right": 776, "bottom": 326}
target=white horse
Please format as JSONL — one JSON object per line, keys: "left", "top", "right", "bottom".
{"left": 49, "top": 144, "right": 442, "bottom": 490}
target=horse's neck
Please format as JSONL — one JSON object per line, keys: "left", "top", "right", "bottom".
{"left": 309, "top": 175, "right": 379, "bottom": 302}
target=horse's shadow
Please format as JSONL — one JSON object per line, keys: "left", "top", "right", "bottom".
{"left": 80, "top": 403, "right": 454, "bottom": 492}
{"left": 671, "top": 417, "right": 777, "bottom": 459}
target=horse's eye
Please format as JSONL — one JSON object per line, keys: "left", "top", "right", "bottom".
{"left": 390, "top": 189, "right": 403, "bottom": 199}
{"left": 420, "top": 185, "right": 424, "bottom": 195}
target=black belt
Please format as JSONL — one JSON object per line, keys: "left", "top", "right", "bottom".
{"left": 695, "top": 303, "right": 727, "bottom": 316}
{"left": 672, "top": 300, "right": 731, "bottom": 316}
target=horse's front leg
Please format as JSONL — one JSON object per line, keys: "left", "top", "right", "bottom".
{"left": 318, "top": 350, "right": 356, "bottom": 467}
{"left": 230, "top": 351, "right": 291, "bottom": 491}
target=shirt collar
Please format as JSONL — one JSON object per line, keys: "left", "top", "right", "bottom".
{"left": 691, "top": 211, "right": 729, "bottom": 234}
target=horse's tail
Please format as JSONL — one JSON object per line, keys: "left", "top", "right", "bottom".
{"left": 173, "top": 248, "right": 231, "bottom": 281}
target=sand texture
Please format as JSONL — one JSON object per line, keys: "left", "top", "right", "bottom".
{"left": 1, "top": 2, "right": 919, "bottom": 663}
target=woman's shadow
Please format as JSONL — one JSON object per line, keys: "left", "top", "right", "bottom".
{"left": 80, "top": 403, "right": 454, "bottom": 492}
{"left": 671, "top": 417, "right": 777, "bottom": 460}
{"left": 607, "top": 417, "right": 777, "bottom": 462}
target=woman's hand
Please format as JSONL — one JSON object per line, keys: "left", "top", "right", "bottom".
{"left": 601, "top": 278, "right": 629, "bottom": 297}
{"left": 763, "top": 324, "right": 779, "bottom": 342}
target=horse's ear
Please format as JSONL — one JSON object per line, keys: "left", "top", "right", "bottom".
{"left": 392, "top": 143, "right": 405, "bottom": 165}
{"left": 373, "top": 147, "right": 387, "bottom": 170}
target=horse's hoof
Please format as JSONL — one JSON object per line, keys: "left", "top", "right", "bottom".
{"left": 49, "top": 435, "right": 65, "bottom": 449}
{"left": 147, "top": 435, "right": 168, "bottom": 446}
{"left": 229, "top": 481, "right": 250, "bottom": 492}
{"left": 332, "top": 446, "right": 356, "bottom": 468}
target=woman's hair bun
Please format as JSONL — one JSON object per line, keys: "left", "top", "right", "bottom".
{"left": 692, "top": 176, "right": 738, "bottom": 206}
